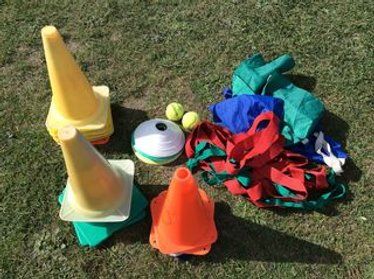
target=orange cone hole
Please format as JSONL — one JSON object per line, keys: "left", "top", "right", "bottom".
{"left": 175, "top": 167, "right": 189, "bottom": 180}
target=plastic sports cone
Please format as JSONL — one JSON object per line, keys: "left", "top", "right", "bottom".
{"left": 41, "top": 25, "right": 113, "bottom": 144}
{"left": 149, "top": 167, "right": 217, "bottom": 255}
{"left": 58, "top": 125, "right": 133, "bottom": 222}
{"left": 58, "top": 183, "right": 148, "bottom": 247}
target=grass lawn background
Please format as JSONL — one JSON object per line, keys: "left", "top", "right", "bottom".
{"left": 0, "top": 1, "right": 373, "bottom": 278}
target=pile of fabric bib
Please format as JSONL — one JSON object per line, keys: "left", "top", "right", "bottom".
{"left": 186, "top": 53, "right": 348, "bottom": 210}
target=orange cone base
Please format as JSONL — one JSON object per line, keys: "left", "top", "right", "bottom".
{"left": 150, "top": 227, "right": 212, "bottom": 255}
{"left": 149, "top": 189, "right": 217, "bottom": 255}
{"left": 91, "top": 137, "right": 110, "bottom": 145}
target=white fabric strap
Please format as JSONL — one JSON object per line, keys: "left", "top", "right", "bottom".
{"left": 314, "top": 132, "right": 345, "bottom": 175}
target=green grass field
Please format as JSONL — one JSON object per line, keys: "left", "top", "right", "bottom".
{"left": 1, "top": 1, "right": 373, "bottom": 278}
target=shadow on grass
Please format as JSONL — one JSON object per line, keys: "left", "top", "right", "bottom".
{"left": 100, "top": 184, "right": 167, "bottom": 248}
{"left": 97, "top": 104, "right": 149, "bottom": 155}
{"left": 100, "top": 199, "right": 342, "bottom": 265}
{"left": 321, "top": 110, "right": 362, "bottom": 184}
{"left": 137, "top": 183, "right": 168, "bottom": 201}
{"left": 286, "top": 73, "right": 317, "bottom": 91}
{"left": 100, "top": 217, "right": 151, "bottom": 248}
{"left": 162, "top": 153, "right": 188, "bottom": 167}
{"left": 322, "top": 110, "right": 349, "bottom": 148}
{"left": 192, "top": 202, "right": 342, "bottom": 264}
{"left": 320, "top": 110, "right": 362, "bottom": 209}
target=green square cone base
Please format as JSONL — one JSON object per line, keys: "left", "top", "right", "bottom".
{"left": 58, "top": 184, "right": 148, "bottom": 247}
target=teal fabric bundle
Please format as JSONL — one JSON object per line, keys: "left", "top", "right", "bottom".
{"left": 232, "top": 53, "right": 295, "bottom": 95}
{"left": 232, "top": 53, "right": 324, "bottom": 145}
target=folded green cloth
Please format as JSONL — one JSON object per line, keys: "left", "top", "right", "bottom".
{"left": 232, "top": 53, "right": 324, "bottom": 145}
{"left": 263, "top": 72, "right": 324, "bottom": 144}
{"left": 232, "top": 53, "right": 295, "bottom": 94}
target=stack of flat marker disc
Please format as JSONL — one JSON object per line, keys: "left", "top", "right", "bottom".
{"left": 132, "top": 119, "right": 185, "bottom": 165}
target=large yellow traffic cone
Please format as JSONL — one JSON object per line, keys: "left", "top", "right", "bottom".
{"left": 42, "top": 26, "right": 113, "bottom": 144}
{"left": 58, "top": 125, "right": 133, "bottom": 222}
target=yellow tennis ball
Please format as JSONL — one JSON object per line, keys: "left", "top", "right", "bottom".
{"left": 165, "top": 102, "right": 184, "bottom": 121}
{"left": 182, "top": 111, "right": 200, "bottom": 131}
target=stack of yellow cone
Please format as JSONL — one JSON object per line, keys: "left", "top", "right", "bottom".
{"left": 57, "top": 125, "right": 148, "bottom": 247}
{"left": 58, "top": 125, "right": 133, "bottom": 222}
{"left": 41, "top": 26, "right": 113, "bottom": 144}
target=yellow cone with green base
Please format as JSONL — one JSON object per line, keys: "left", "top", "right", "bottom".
{"left": 41, "top": 25, "right": 113, "bottom": 143}
{"left": 58, "top": 125, "right": 133, "bottom": 222}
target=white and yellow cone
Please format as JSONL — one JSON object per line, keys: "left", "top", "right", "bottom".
{"left": 41, "top": 25, "right": 113, "bottom": 144}
{"left": 58, "top": 125, "right": 133, "bottom": 222}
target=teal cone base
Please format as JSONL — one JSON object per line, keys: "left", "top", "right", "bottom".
{"left": 58, "top": 184, "right": 148, "bottom": 247}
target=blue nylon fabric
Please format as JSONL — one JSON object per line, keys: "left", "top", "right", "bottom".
{"left": 289, "top": 132, "right": 348, "bottom": 163}
{"left": 209, "top": 91, "right": 284, "bottom": 134}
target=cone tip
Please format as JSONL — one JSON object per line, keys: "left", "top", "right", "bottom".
{"left": 58, "top": 125, "right": 79, "bottom": 142}
{"left": 175, "top": 167, "right": 191, "bottom": 181}
{"left": 41, "top": 26, "right": 59, "bottom": 40}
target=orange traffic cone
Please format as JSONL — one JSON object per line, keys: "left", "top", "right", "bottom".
{"left": 150, "top": 167, "right": 217, "bottom": 255}
{"left": 41, "top": 25, "right": 113, "bottom": 144}
{"left": 58, "top": 125, "right": 133, "bottom": 222}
